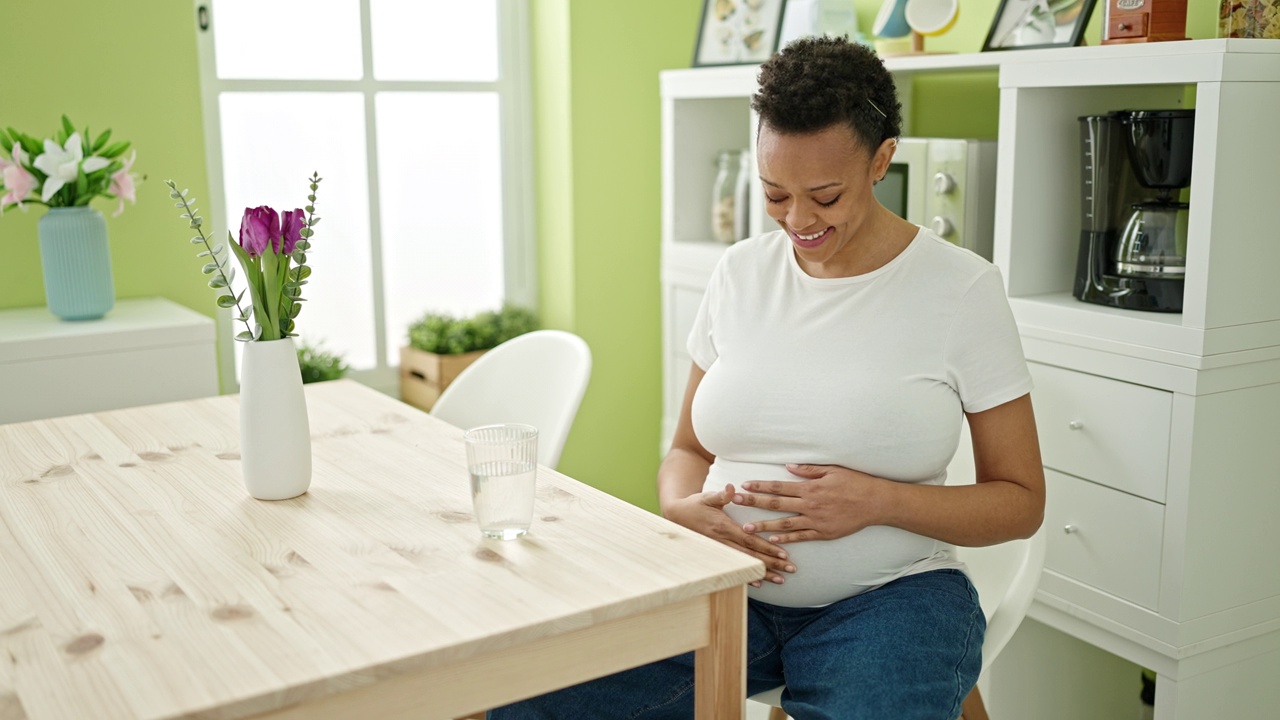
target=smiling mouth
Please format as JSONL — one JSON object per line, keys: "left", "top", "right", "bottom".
{"left": 789, "top": 226, "right": 832, "bottom": 247}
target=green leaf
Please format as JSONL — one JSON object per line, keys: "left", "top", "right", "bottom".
{"left": 190, "top": 236, "right": 205, "bottom": 244}
{"left": 0, "top": 129, "right": 11, "bottom": 153}
{"left": 202, "top": 262, "right": 218, "bottom": 274}
{"left": 289, "top": 265, "right": 312, "bottom": 282}
{"left": 299, "top": 228, "right": 313, "bottom": 238}
{"left": 217, "top": 294, "right": 238, "bottom": 308}
{"left": 235, "top": 331, "right": 255, "bottom": 342}
{"left": 209, "top": 275, "right": 228, "bottom": 289}
{"left": 92, "top": 129, "right": 112, "bottom": 153}
{"left": 289, "top": 303, "right": 302, "bottom": 318}
{"left": 292, "top": 252, "right": 307, "bottom": 265}
{"left": 100, "top": 140, "right": 130, "bottom": 158}
{"left": 60, "top": 115, "right": 76, "bottom": 138}
{"left": 309, "top": 217, "right": 321, "bottom": 225}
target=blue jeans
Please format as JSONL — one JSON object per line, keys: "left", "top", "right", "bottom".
{"left": 488, "top": 569, "right": 985, "bottom": 720}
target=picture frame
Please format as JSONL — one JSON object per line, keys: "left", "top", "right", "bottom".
{"left": 693, "top": 0, "right": 788, "bottom": 67}
{"left": 981, "top": 0, "right": 1098, "bottom": 51}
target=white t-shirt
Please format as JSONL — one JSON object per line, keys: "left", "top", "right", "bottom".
{"left": 688, "top": 227, "right": 1032, "bottom": 608}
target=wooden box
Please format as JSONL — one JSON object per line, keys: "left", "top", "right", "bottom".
{"left": 398, "top": 346, "right": 486, "bottom": 411}
{"left": 1102, "top": 0, "right": 1188, "bottom": 43}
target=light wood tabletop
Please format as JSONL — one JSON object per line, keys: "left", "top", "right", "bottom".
{"left": 0, "top": 380, "right": 764, "bottom": 719}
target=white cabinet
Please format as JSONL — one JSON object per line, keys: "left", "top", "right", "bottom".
{"left": 661, "top": 39, "right": 1280, "bottom": 718}
{"left": 0, "top": 297, "right": 219, "bottom": 423}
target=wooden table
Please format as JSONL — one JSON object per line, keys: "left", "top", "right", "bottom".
{"left": 0, "top": 380, "right": 763, "bottom": 719}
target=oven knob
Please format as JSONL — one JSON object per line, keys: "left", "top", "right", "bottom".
{"left": 930, "top": 216, "right": 954, "bottom": 237}
{"left": 933, "top": 172, "right": 956, "bottom": 195}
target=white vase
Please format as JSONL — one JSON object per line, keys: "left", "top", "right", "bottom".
{"left": 239, "top": 337, "right": 312, "bottom": 500}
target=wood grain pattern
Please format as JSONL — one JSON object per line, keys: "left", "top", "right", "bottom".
{"left": 0, "top": 381, "right": 763, "bottom": 719}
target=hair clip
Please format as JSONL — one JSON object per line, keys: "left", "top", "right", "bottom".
{"left": 867, "top": 98, "right": 888, "bottom": 119}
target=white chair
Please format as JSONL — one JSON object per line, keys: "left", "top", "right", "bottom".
{"left": 749, "top": 525, "right": 1048, "bottom": 720}
{"left": 430, "top": 329, "right": 592, "bottom": 470}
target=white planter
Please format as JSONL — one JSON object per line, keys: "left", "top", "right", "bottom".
{"left": 239, "top": 338, "right": 312, "bottom": 500}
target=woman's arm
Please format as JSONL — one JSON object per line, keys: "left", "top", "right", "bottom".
{"left": 734, "top": 394, "right": 1045, "bottom": 547}
{"left": 660, "top": 363, "right": 795, "bottom": 584}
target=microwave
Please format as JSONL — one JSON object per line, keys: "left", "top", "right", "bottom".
{"left": 873, "top": 138, "right": 997, "bottom": 261}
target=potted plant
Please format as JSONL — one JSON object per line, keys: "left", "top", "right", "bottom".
{"left": 1, "top": 116, "right": 139, "bottom": 320}
{"left": 297, "top": 340, "right": 349, "bottom": 384}
{"left": 400, "top": 303, "right": 538, "bottom": 411}
{"left": 167, "top": 172, "right": 324, "bottom": 501}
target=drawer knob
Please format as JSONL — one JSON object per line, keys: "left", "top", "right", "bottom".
{"left": 1063, "top": 524, "right": 1078, "bottom": 534}
{"left": 1068, "top": 420, "right": 1084, "bottom": 431}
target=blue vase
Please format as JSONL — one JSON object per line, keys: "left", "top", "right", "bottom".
{"left": 37, "top": 207, "right": 115, "bottom": 321}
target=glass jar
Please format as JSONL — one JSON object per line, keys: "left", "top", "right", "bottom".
{"left": 711, "top": 150, "right": 741, "bottom": 244}
{"left": 733, "top": 149, "right": 752, "bottom": 242}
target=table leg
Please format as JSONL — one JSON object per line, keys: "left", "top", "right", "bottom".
{"left": 695, "top": 585, "right": 748, "bottom": 719}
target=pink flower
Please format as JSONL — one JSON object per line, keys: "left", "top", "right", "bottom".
{"left": 0, "top": 145, "right": 38, "bottom": 213}
{"left": 109, "top": 150, "right": 137, "bottom": 217}
{"left": 280, "top": 209, "right": 305, "bottom": 254}
{"left": 239, "top": 206, "right": 279, "bottom": 258}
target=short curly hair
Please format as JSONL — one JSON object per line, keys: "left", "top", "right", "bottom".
{"left": 751, "top": 36, "right": 903, "bottom": 153}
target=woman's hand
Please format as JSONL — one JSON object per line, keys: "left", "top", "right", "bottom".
{"left": 733, "top": 464, "right": 888, "bottom": 544}
{"left": 665, "top": 483, "right": 796, "bottom": 587}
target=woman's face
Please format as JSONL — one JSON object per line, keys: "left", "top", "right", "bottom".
{"left": 756, "top": 123, "right": 895, "bottom": 277}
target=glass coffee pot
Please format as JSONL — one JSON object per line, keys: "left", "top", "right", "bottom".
{"left": 1113, "top": 110, "right": 1193, "bottom": 280}
{"left": 1074, "top": 109, "right": 1194, "bottom": 313}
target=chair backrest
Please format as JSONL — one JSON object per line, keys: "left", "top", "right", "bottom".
{"left": 953, "top": 524, "right": 1047, "bottom": 674}
{"left": 429, "top": 330, "right": 591, "bottom": 470}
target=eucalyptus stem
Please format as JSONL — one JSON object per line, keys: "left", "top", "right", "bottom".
{"left": 165, "top": 180, "right": 252, "bottom": 336}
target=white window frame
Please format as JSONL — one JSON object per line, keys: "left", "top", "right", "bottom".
{"left": 191, "top": 0, "right": 536, "bottom": 394}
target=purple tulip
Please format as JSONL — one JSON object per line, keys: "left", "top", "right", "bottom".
{"left": 280, "top": 209, "right": 305, "bottom": 254}
{"left": 239, "top": 206, "right": 279, "bottom": 258}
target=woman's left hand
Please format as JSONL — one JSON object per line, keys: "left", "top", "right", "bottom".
{"left": 732, "top": 463, "right": 888, "bottom": 544}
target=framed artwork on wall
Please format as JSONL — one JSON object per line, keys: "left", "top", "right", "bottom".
{"left": 982, "top": 0, "right": 1097, "bottom": 51}
{"left": 693, "top": 0, "right": 788, "bottom": 67}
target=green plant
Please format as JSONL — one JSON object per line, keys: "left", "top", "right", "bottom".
{"left": 166, "top": 172, "right": 321, "bottom": 342}
{"left": 408, "top": 303, "right": 538, "bottom": 355}
{"left": 1, "top": 115, "right": 138, "bottom": 215}
{"left": 296, "top": 340, "right": 349, "bottom": 384}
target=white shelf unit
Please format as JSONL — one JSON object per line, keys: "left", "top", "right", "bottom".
{"left": 660, "top": 39, "right": 1280, "bottom": 719}
{"left": 0, "top": 297, "right": 219, "bottom": 424}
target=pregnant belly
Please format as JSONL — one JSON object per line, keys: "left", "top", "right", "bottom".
{"left": 705, "top": 459, "right": 945, "bottom": 608}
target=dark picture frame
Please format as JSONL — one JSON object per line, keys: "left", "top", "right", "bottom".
{"left": 981, "top": 0, "right": 1097, "bottom": 51}
{"left": 693, "top": 0, "right": 788, "bottom": 67}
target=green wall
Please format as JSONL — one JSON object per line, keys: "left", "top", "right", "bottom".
{"left": 0, "top": 1, "right": 211, "bottom": 319}
{"left": 531, "top": 0, "right": 701, "bottom": 511}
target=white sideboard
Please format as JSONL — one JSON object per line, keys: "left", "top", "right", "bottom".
{"left": 660, "top": 39, "right": 1280, "bottom": 719}
{"left": 0, "top": 297, "right": 219, "bottom": 424}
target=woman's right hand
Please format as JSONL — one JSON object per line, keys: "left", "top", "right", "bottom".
{"left": 664, "top": 483, "right": 795, "bottom": 587}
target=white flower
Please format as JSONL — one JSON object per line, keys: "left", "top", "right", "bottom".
{"left": 32, "top": 132, "right": 110, "bottom": 203}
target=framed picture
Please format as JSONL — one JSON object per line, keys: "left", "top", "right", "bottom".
{"left": 693, "top": 0, "right": 788, "bottom": 67}
{"left": 981, "top": 0, "right": 1097, "bottom": 51}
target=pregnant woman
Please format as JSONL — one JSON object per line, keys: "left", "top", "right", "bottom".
{"left": 491, "top": 35, "right": 1045, "bottom": 720}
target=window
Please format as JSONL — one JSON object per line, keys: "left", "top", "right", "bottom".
{"left": 193, "top": 0, "right": 534, "bottom": 392}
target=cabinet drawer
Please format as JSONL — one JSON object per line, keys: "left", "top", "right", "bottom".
{"left": 1029, "top": 362, "right": 1171, "bottom": 503}
{"left": 1045, "top": 469, "right": 1163, "bottom": 610}
{"left": 1107, "top": 13, "right": 1148, "bottom": 39}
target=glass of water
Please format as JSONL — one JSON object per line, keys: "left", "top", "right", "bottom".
{"left": 463, "top": 424, "right": 539, "bottom": 540}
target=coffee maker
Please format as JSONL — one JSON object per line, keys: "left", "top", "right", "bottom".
{"left": 1075, "top": 109, "right": 1195, "bottom": 312}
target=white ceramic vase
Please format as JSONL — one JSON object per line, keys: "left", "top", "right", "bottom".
{"left": 239, "top": 337, "right": 312, "bottom": 500}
